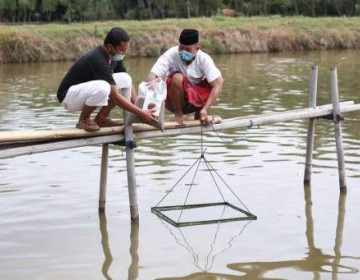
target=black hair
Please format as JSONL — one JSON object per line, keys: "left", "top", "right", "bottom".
{"left": 104, "top": 27, "right": 130, "bottom": 46}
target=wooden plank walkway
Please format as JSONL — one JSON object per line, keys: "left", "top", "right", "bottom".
{"left": 1, "top": 101, "right": 359, "bottom": 160}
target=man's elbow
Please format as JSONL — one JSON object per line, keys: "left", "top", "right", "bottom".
{"left": 218, "top": 76, "right": 224, "bottom": 88}
{"left": 215, "top": 77, "right": 224, "bottom": 94}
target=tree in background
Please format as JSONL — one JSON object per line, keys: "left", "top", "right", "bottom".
{"left": 0, "top": 0, "right": 359, "bottom": 23}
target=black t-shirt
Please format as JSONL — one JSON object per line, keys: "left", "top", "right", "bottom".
{"left": 57, "top": 46, "right": 126, "bottom": 103}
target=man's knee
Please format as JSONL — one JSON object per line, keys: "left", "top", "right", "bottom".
{"left": 94, "top": 80, "right": 111, "bottom": 98}
{"left": 113, "top": 72, "right": 132, "bottom": 89}
{"left": 170, "top": 73, "right": 184, "bottom": 88}
{"left": 86, "top": 80, "right": 111, "bottom": 107}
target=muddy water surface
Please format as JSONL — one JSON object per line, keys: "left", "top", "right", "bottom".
{"left": 0, "top": 50, "right": 360, "bottom": 279}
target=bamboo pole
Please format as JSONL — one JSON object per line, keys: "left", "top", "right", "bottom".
{"left": 304, "top": 65, "right": 318, "bottom": 185}
{"left": 122, "top": 88, "right": 139, "bottom": 221}
{"left": 0, "top": 126, "right": 124, "bottom": 143}
{"left": 1, "top": 102, "right": 360, "bottom": 160}
{"left": 135, "top": 102, "right": 360, "bottom": 140}
{"left": 330, "top": 68, "right": 347, "bottom": 192}
{"left": 0, "top": 119, "right": 209, "bottom": 143}
{"left": 99, "top": 144, "right": 109, "bottom": 211}
{"left": 0, "top": 134, "right": 122, "bottom": 159}
{"left": 211, "top": 103, "right": 359, "bottom": 131}
{"left": 0, "top": 102, "right": 354, "bottom": 144}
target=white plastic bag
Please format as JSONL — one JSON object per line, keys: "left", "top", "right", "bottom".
{"left": 138, "top": 78, "right": 167, "bottom": 116}
{"left": 128, "top": 78, "right": 167, "bottom": 131}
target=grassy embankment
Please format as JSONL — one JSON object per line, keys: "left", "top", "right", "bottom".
{"left": 0, "top": 16, "right": 360, "bottom": 63}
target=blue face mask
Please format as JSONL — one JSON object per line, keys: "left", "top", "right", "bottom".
{"left": 111, "top": 54, "right": 125, "bottom": 61}
{"left": 179, "top": 50, "right": 195, "bottom": 63}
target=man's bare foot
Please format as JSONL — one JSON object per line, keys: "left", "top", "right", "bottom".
{"left": 94, "top": 117, "right": 123, "bottom": 127}
{"left": 174, "top": 113, "right": 184, "bottom": 125}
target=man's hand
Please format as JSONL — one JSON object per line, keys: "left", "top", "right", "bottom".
{"left": 141, "top": 107, "right": 158, "bottom": 123}
{"left": 199, "top": 109, "right": 214, "bottom": 125}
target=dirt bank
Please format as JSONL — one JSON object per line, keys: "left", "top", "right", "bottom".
{"left": 1, "top": 17, "right": 360, "bottom": 63}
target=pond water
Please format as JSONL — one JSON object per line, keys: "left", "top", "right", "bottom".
{"left": 0, "top": 50, "right": 360, "bottom": 279}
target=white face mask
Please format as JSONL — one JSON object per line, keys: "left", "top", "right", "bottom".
{"left": 111, "top": 54, "right": 125, "bottom": 61}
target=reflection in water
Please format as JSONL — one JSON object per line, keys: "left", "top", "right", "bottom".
{"left": 226, "top": 189, "right": 359, "bottom": 279}
{"left": 155, "top": 189, "right": 359, "bottom": 279}
{"left": 98, "top": 212, "right": 139, "bottom": 280}
{"left": 99, "top": 212, "right": 113, "bottom": 280}
{"left": 97, "top": 189, "right": 359, "bottom": 279}
{"left": 155, "top": 218, "right": 253, "bottom": 278}
{"left": 128, "top": 222, "right": 139, "bottom": 280}
{"left": 159, "top": 272, "right": 241, "bottom": 280}
{"left": 1, "top": 51, "right": 360, "bottom": 279}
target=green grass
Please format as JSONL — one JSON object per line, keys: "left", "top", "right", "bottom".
{"left": 1, "top": 16, "right": 360, "bottom": 63}
{"left": 2, "top": 16, "right": 360, "bottom": 36}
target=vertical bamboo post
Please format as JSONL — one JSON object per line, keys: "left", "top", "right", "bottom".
{"left": 122, "top": 87, "right": 139, "bottom": 221}
{"left": 99, "top": 144, "right": 109, "bottom": 211}
{"left": 304, "top": 65, "right": 318, "bottom": 185}
{"left": 330, "top": 68, "right": 347, "bottom": 193}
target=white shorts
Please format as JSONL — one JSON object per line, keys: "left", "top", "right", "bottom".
{"left": 61, "top": 72, "right": 132, "bottom": 112}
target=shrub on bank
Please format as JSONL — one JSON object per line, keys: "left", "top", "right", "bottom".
{"left": 1, "top": 17, "right": 360, "bottom": 63}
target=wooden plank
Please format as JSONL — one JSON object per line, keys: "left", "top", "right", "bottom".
{"left": 0, "top": 120, "right": 206, "bottom": 143}
{"left": 0, "top": 134, "right": 123, "bottom": 159}
{"left": 1, "top": 102, "right": 360, "bottom": 159}
{"left": 0, "top": 102, "right": 353, "bottom": 144}
{"left": 0, "top": 126, "right": 124, "bottom": 143}
{"left": 221, "top": 101, "right": 354, "bottom": 122}
{"left": 135, "top": 103, "right": 360, "bottom": 140}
